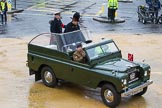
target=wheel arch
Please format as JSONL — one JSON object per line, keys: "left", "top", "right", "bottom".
{"left": 98, "top": 81, "right": 118, "bottom": 92}
{"left": 35, "top": 64, "right": 53, "bottom": 81}
{"left": 38, "top": 64, "right": 51, "bottom": 72}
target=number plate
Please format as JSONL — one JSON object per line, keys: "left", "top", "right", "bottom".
{"left": 131, "top": 88, "right": 143, "bottom": 95}
{"left": 130, "top": 72, "right": 136, "bottom": 80}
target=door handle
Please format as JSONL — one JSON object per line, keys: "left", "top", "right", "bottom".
{"left": 71, "top": 68, "right": 74, "bottom": 72}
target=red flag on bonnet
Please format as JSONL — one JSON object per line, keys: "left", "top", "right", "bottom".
{"left": 128, "top": 53, "right": 134, "bottom": 61}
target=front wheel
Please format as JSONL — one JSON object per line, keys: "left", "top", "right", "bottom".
{"left": 135, "top": 87, "right": 147, "bottom": 96}
{"left": 41, "top": 66, "right": 57, "bottom": 88}
{"left": 101, "top": 84, "right": 121, "bottom": 108}
{"left": 153, "top": 19, "right": 158, "bottom": 24}
{"left": 158, "top": 17, "right": 162, "bottom": 24}
{"left": 142, "top": 19, "right": 146, "bottom": 24}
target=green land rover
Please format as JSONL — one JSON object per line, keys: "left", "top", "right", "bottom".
{"left": 27, "top": 30, "right": 153, "bottom": 108}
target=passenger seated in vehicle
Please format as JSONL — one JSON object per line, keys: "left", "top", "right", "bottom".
{"left": 73, "top": 42, "right": 86, "bottom": 63}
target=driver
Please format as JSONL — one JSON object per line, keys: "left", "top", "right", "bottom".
{"left": 73, "top": 42, "right": 86, "bottom": 63}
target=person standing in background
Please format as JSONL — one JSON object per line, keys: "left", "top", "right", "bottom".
{"left": 49, "top": 12, "right": 65, "bottom": 45}
{"left": 146, "top": 0, "right": 153, "bottom": 10}
{"left": 152, "top": 0, "right": 161, "bottom": 19}
{"left": 108, "top": 0, "right": 118, "bottom": 22}
{"left": 49, "top": 12, "right": 65, "bottom": 33}
{"left": 0, "top": 0, "right": 8, "bottom": 24}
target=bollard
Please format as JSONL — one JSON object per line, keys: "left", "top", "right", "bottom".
{"left": 98, "top": 3, "right": 107, "bottom": 17}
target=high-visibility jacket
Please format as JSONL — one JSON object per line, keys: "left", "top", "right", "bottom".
{"left": 108, "top": 0, "right": 118, "bottom": 9}
{"left": 0, "top": 1, "right": 8, "bottom": 12}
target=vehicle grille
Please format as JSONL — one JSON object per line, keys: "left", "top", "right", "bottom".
{"left": 127, "top": 68, "right": 140, "bottom": 84}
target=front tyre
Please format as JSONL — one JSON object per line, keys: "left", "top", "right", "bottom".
{"left": 142, "top": 19, "right": 146, "bottom": 24}
{"left": 135, "top": 87, "right": 147, "bottom": 96}
{"left": 158, "top": 17, "right": 162, "bottom": 24}
{"left": 41, "top": 66, "right": 57, "bottom": 88}
{"left": 101, "top": 84, "right": 121, "bottom": 108}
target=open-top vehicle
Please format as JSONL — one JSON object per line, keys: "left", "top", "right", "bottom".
{"left": 27, "top": 30, "right": 153, "bottom": 108}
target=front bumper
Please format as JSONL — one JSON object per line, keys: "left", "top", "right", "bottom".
{"left": 121, "top": 80, "right": 153, "bottom": 97}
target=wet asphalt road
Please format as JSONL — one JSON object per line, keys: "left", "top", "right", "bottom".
{"left": 1, "top": 34, "right": 162, "bottom": 108}
{"left": 0, "top": 0, "right": 162, "bottom": 38}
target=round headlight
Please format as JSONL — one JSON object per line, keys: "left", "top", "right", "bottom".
{"left": 122, "top": 79, "right": 127, "bottom": 85}
{"left": 123, "top": 79, "right": 127, "bottom": 85}
{"left": 144, "top": 71, "right": 148, "bottom": 76}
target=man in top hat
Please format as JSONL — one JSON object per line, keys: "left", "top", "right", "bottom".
{"left": 50, "top": 12, "right": 65, "bottom": 33}
{"left": 64, "top": 12, "right": 80, "bottom": 33}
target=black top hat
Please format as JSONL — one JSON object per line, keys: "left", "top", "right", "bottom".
{"left": 72, "top": 12, "right": 80, "bottom": 21}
